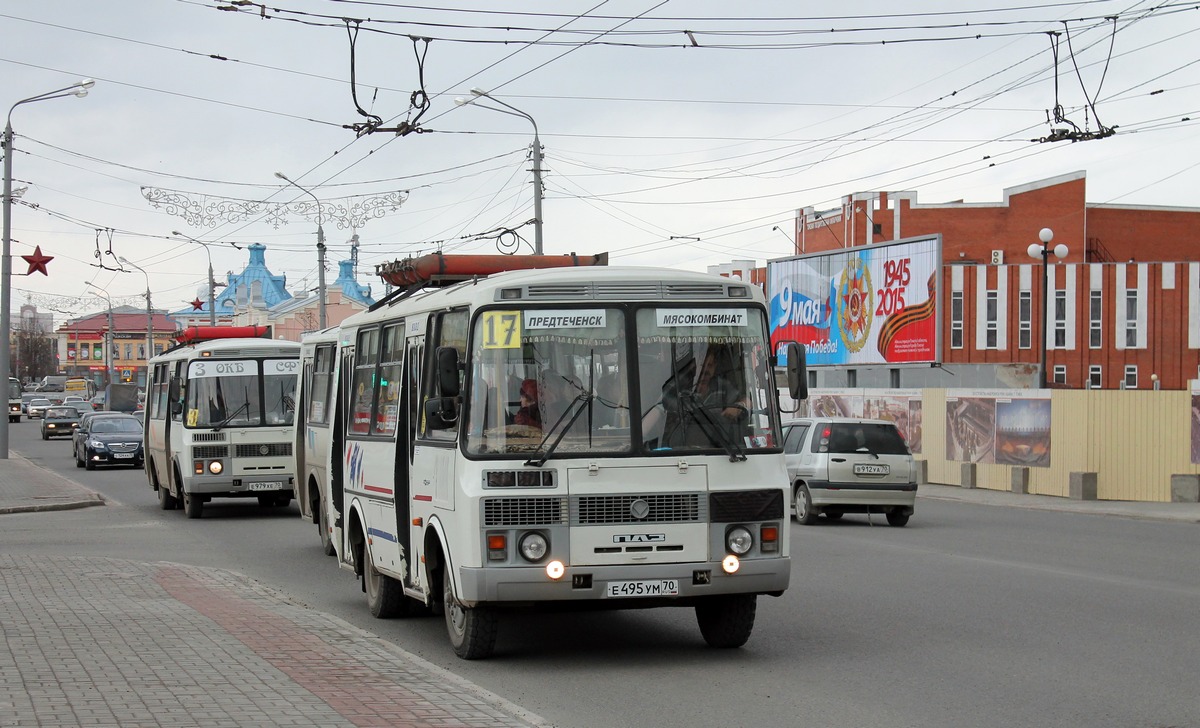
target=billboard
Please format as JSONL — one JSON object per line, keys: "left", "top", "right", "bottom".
{"left": 793, "top": 388, "right": 924, "bottom": 454}
{"left": 767, "top": 235, "right": 940, "bottom": 366}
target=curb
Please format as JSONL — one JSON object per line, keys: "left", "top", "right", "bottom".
{"left": 0, "top": 493, "right": 106, "bottom": 515}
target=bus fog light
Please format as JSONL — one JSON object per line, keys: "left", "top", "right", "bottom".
{"left": 208, "top": 460, "right": 223, "bottom": 475}
{"left": 518, "top": 532, "right": 548, "bottom": 562}
{"left": 722, "top": 555, "right": 740, "bottom": 574}
{"left": 545, "top": 560, "right": 565, "bottom": 580}
{"left": 726, "top": 526, "right": 754, "bottom": 555}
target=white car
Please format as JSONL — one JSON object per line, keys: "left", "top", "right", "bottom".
{"left": 782, "top": 417, "right": 917, "bottom": 527}
{"left": 26, "top": 398, "right": 53, "bottom": 419}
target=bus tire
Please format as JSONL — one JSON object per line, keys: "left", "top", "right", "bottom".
{"left": 365, "top": 547, "right": 405, "bottom": 618}
{"left": 443, "top": 566, "right": 497, "bottom": 660}
{"left": 183, "top": 489, "right": 203, "bottom": 519}
{"left": 319, "top": 502, "right": 335, "bottom": 556}
{"left": 157, "top": 478, "right": 177, "bottom": 511}
{"left": 696, "top": 594, "right": 757, "bottom": 649}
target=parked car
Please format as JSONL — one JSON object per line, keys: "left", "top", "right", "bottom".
{"left": 26, "top": 398, "right": 53, "bottom": 419}
{"left": 62, "top": 395, "right": 90, "bottom": 411}
{"left": 782, "top": 417, "right": 918, "bottom": 527}
{"left": 41, "top": 406, "right": 81, "bottom": 440}
{"left": 74, "top": 413, "right": 144, "bottom": 470}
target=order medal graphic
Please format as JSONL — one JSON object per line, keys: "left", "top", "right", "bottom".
{"left": 838, "top": 258, "right": 873, "bottom": 353}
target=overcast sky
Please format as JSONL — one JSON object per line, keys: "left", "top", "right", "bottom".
{"left": 3, "top": 0, "right": 1197, "bottom": 320}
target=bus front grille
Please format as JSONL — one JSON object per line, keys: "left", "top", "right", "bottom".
{"left": 235, "top": 443, "right": 292, "bottom": 458}
{"left": 482, "top": 497, "right": 568, "bottom": 526}
{"left": 573, "top": 493, "right": 704, "bottom": 525}
{"left": 709, "top": 490, "right": 785, "bottom": 522}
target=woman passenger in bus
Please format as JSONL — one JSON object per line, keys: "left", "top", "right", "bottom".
{"left": 513, "top": 379, "right": 541, "bottom": 428}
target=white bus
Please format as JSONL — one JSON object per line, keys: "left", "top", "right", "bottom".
{"left": 313, "top": 254, "right": 807, "bottom": 659}
{"left": 295, "top": 326, "right": 340, "bottom": 556}
{"left": 144, "top": 326, "right": 301, "bottom": 518}
{"left": 7, "top": 377, "right": 21, "bottom": 422}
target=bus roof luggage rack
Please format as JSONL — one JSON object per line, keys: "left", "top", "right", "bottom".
{"left": 375, "top": 252, "right": 608, "bottom": 288}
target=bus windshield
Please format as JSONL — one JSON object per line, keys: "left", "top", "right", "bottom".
{"left": 8, "top": 378, "right": 22, "bottom": 400}
{"left": 184, "top": 358, "right": 296, "bottom": 428}
{"left": 463, "top": 306, "right": 779, "bottom": 458}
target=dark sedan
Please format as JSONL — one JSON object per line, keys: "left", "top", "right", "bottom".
{"left": 75, "top": 414, "right": 143, "bottom": 470}
{"left": 40, "top": 406, "right": 81, "bottom": 440}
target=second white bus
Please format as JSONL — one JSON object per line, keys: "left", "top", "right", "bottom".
{"left": 145, "top": 327, "right": 301, "bottom": 518}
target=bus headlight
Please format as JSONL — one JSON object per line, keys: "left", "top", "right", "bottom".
{"left": 208, "top": 460, "right": 223, "bottom": 474}
{"left": 726, "top": 526, "right": 754, "bottom": 555}
{"left": 518, "top": 532, "right": 549, "bottom": 563}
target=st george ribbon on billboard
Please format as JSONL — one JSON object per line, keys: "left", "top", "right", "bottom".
{"left": 767, "top": 235, "right": 941, "bottom": 366}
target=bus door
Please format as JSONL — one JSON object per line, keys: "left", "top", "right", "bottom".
{"left": 403, "top": 321, "right": 425, "bottom": 590}
{"left": 332, "top": 345, "right": 353, "bottom": 568}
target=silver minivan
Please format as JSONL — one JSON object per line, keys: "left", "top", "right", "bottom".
{"left": 782, "top": 417, "right": 917, "bottom": 527}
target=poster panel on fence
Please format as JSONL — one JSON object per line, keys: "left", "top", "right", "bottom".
{"left": 767, "top": 235, "right": 940, "bottom": 367}
{"left": 946, "top": 389, "right": 1051, "bottom": 467}
{"left": 1192, "top": 385, "right": 1200, "bottom": 464}
{"left": 789, "top": 388, "right": 923, "bottom": 454}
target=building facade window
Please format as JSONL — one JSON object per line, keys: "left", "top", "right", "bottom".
{"left": 1089, "top": 290, "right": 1102, "bottom": 349}
{"left": 1089, "top": 365, "right": 1102, "bottom": 389}
{"left": 1053, "top": 365, "right": 1067, "bottom": 385}
{"left": 985, "top": 291, "right": 999, "bottom": 349}
{"left": 951, "top": 292, "right": 964, "bottom": 349}
{"left": 1018, "top": 290, "right": 1032, "bottom": 349}
{"left": 1054, "top": 290, "right": 1067, "bottom": 348}
{"left": 1125, "top": 290, "right": 1138, "bottom": 347}
{"left": 1124, "top": 365, "right": 1138, "bottom": 389}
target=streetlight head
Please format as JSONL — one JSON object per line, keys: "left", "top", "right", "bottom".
{"left": 171, "top": 230, "right": 183, "bottom": 236}
{"left": 454, "top": 97, "right": 471, "bottom": 107}
{"left": 1027, "top": 243, "right": 1043, "bottom": 260}
{"left": 72, "top": 88, "right": 88, "bottom": 99}
{"left": 78, "top": 79, "right": 95, "bottom": 90}
{"left": 469, "top": 87, "right": 487, "bottom": 97}
{"left": 1053, "top": 243, "right": 1068, "bottom": 260}
{"left": 118, "top": 256, "right": 129, "bottom": 265}
{"left": 274, "top": 172, "right": 289, "bottom": 181}
{"left": 1039, "top": 227, "right": 1054, "bottom": 244}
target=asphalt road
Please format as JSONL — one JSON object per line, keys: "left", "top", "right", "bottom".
{"left": 7, "top": 419, "right": 1200, "bottom": 728}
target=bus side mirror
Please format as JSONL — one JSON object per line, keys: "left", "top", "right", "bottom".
{"left": 170, "top": 400, "right": 183, "bottom": 416}
{"left": 435, "top": 346, "right": 461, "bottom": 397}
{"left": 168, "top": 377, "right": 180, "bottom": 402}
{"left": 785, "top": 342, "right": 808, "bottom": 401}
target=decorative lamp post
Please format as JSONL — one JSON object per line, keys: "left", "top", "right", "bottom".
{"left": 0, "top": 78, "right": 93, "bottom": 459}
{"left": 273, "top": 173, "right": 327, "bottom": 328}
{"left": 119, "top": 256, "right": 154, "bottom": 379}
{"left": 172, "top": 231, "right": 218, "bottom": 325}
{"left": 84, "top": 281, "right": 114, "bottom": 388}
{"left": 1026, "top": 227, "right": 1068, "bottom": 389}
{"left": 455, "top": 89, "right": 544, "bottom": 255}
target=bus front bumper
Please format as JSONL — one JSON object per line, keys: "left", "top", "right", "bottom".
{"left": 456, "top": 556, "right": 790, "bottom": 606}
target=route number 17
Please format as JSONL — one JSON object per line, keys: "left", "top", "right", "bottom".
{"left": 481, "top": 311, "right": 521, "bottom": 349}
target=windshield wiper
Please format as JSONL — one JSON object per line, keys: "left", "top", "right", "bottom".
{"left": 212, "top": 400, "right": 250, "bottom": 432}
{"left": 525, "top": 392, "right": 592, "bottom": 468}
{"left": 674, "top": 391, "right": 746, "bottom": 463}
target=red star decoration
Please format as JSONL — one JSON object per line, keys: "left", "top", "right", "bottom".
{"left": 21, "top": 245, "right": 54, "bottom": 276}
{"left": 190, "top": 297, "right": 205, "bottom": 311}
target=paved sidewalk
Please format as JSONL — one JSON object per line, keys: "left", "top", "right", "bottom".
{"left": 0, "top": 454, "right": 547, "bottom": 728}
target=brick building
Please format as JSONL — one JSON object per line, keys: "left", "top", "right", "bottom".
{"left": 778, "top": 171, "right": 1200, "bottom": 390}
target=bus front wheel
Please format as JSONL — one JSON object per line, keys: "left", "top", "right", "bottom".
{"left": 183, "top": 489, "right": 203, "bottom": 519}
{"left": 696, "top": 594, "right": 757, "bottom": 648}
{"left": 443, "top": 567, "right": 497, "bottom": 660}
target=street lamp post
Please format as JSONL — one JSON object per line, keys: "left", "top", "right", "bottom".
{"left": 172, "top": 231, "right": 218, "bottom": 325}
{"left": 1027, "top": 227, "right": 1068, "bottom": 389}
{"left": 85, "top": 281, "right": 114, "bottom": 388}
{"left": 119, "top": 256, "right": 154, "bottom": 379}
{"left": 1, "top": 78, "right": 94, "bottom": 458}
{"left": 273, "top": 173, "right": 327, "bottom": 327}
{"left": 455, "top": 89, "right": 544, "bottom": 255}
